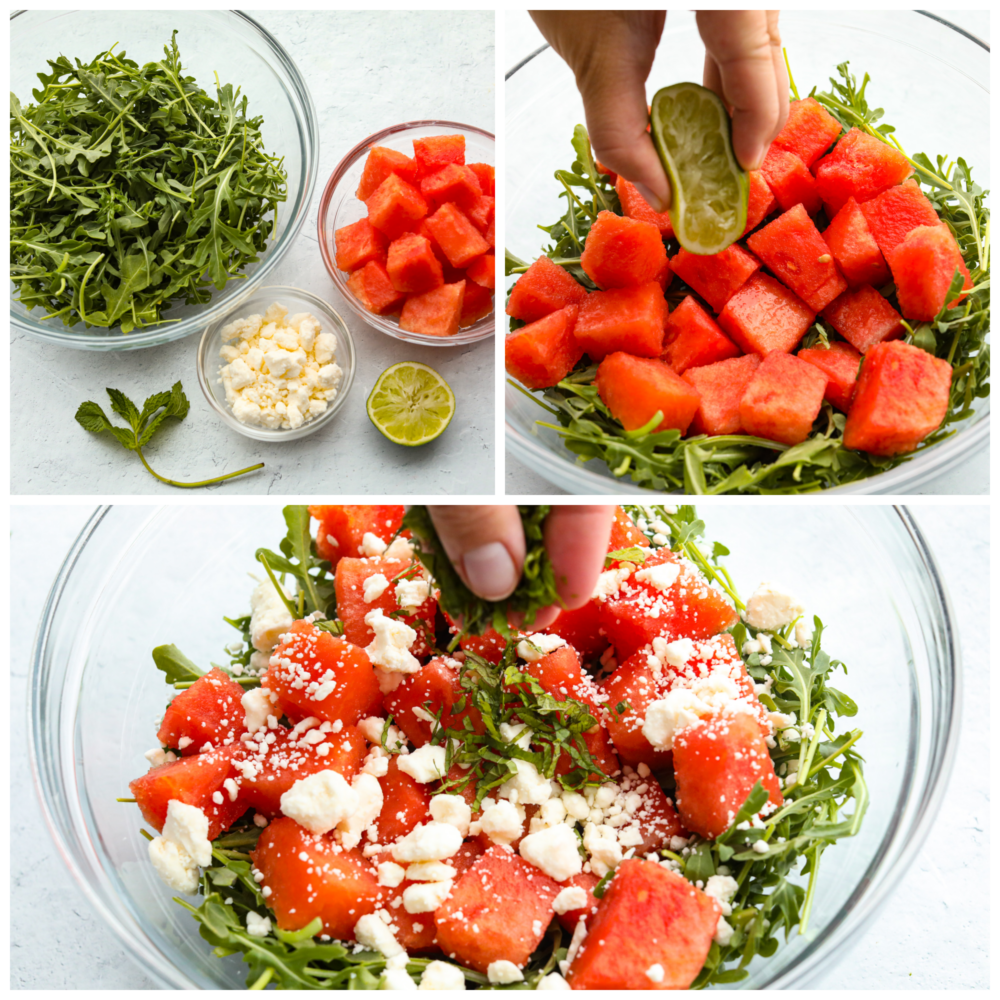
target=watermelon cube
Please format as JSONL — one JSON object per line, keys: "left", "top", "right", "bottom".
{"left": 157, "top": 667, "right": 247, "bottom": 755}
{"left": 822, "top": 284, "right": 905, "bottom": 353}
{"left": 616, "top": 176, "right": 674, "bottom": 236}
{"left": 365, "top": 173, "right": 429, "bottom": 240}
{"left": 683, "top": 353, "right": 762, "bottom": 436}
{"left": 543, "top": 601, "right": 609, "bottom": 661}
{"left": 797, "top": 341, "right": 863, "bottom": 412}
{"left": 466, "top": 194, "right": 495, "bottom": 232}
{"left": 383, "top": 656, "right": 482, "bottom": 747}
{"left": 859, "top": 179, "right": 942, "bottom": 257}
{"left": 747, "top": 203, "right": 848, "bottom": 311}
{"left": 717, "top": 273, "right": 816, "bottom": 356}
{"left": 399, "top": 280, "right": 465, "bottom": 337}
{"left": 460, "top": 281, "right": 494, "bottom": 327}
{"left": 843, "top": 340, "right": 953, "bottom": 455}
{"left": 771, "top": 96, "right": 843, "bottom": 167}
{"left": 506, "top": 255, "right": 588, "bottom": 323}
{"left": 505, "top": 305, "right": 583, "bottom": 389}
{"left": 375, "top": 756, "right": 431, "bottom": 844}
{"left": 467, "top": 162, "right": 495, "bottom": 197}
{"left": 386, "top": 233, "right": 444, "bottom": 294}
{"left": 742, "top": 169, "right": 778, "bottom": 235}
{"left": 822, "top": 196, "right": 891, "bottom": 288}
{"left": 566, "top": 861, "right": 719, "bottom": 990}
{"left": 553, "top": 872, "right": 601, "bottom": 933}
{"left": 654, "top": 257, "right": 673, "bottom": 292}
{"left": 356, "top": 146, "right": 421, "bottom": 201}
{"left": 739, "top": 351, "right": 828, "bottom": 445}
{"left": 669, "top": 244, "right": 760, "bottom": 312}
{"left": 309, "top": 504, "right": 405, "bottom": 563}
{"left": 466, "top": 253, "right": 495, "bottom": 290}
{"left": 333, "top": 218, "right": 387, "bottom": 273}
{"left": 673, "top": 711, "right": 783, "bottom": 839}
{"left": 595, "top": 159, "right": 617, "bottom": 185}
{"left": 574, "top": 282, "right": 668, "bottom": 360}
{"left": 761, "top": 145, "right": 823, "bottom": 214}
{"left": 595, "top": 352, "right": 701, "bottom": 434}
{"left": 580, "top": 210, "right": 668, "bottom": 289}
{"left": 412, "top": 134, "right": 465, "bottom": 175}
{"left": 419, "top": 162, "right": 482, "bottom": 208}
{"left": 887, "top": 224, "right": 973, "bottom": 321}
{"left": 347, "top": 259, "right": 406, "bottom": 315}
{"left": 424, "top": 203, "right": 490, "bottom": 268}
{"left": 607, "top": 505, "right": 651, "bottom": 551}
{"left": 661, "top": 295, "right": 740, "bottom": 374}
{"left": 812, "top": 127, "right": 914, "bottom": 216}
{"left": 435, "top": 847, "right": 559, "bottom": 974}
{"left": 484, "top": 216, "right": 495, "bottom": 249}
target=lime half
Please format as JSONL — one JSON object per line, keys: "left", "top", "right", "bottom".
{"left": 367, "top": 362, "right": 455, "bottom": 446}
{"left": 650, "top": 82, "right": 749, "bottom": 255}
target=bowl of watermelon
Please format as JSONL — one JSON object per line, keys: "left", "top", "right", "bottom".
{"left": 29, "top": 503, "right": 959, "bottom": 988}
{"left": 505, "top": 11, "right": 989, "bottom": 494}
{"left": 319, "top": 121, "right": 496, "bottom": 347}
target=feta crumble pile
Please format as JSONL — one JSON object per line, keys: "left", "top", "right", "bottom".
{"left": 218, "top": 301, "right": 343, "bottom": 430}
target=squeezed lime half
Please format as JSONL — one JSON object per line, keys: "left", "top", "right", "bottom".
{"left": 366, "top": 362, "right": 455, "bottom": 446}
{"left": 650, "top": 82, "right": 749, "bottom": 255}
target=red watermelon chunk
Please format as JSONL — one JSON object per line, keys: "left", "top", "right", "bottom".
{"left": 384, "top": 655, "right": 483, "bottom": 747}
{"left": 887, "top": 224, "right": 973, "bottom": 321}
{"left": 717, "top": 272, "right": 816, "bottom": 356}
{"left": 822, "top": 196, "right": 891, "bottom": 289}
{"left": 334, "top": 218, "right": 387, "bottom": 273}
{"left": 580, "top": 211, "right": 668, "bottom": 289}
{"left": 673, "top": 711, "right": 783, "bottom": 839}
{"left": 843, "top": 340, "right": 953, "bottom": 455}
{"left": 822, "top": 284, "right": 905, "bottom": 353}
{"left": 412, "top": 134, "right": 465, "bottom": 175}
{"left": 466, "top": 253, "right": 495, "bottom": 289}
{"left": 375, "top": 756, "right": 431, "bottom": 844}
{"left": 607, "top": 506, "right": 650, "bottom": 551}
{"left": 554, "top": 872, "right": 601, "bottom": 933}
{"left": 771, "top": 97, "right": 843, "bottom": 167}
{"left": 386, "top": 233, "right": 443, "bottom": 294}
{"left": 742, "top": 169, "right": 778, "bottom": 235}
{"left": 797, "top": 341, "right": 863, "bottom": 412}
{"left": 424, "top": 203, "right": 489, "bottom": 268}
{"left": 309, "top": 504, "right": 404, "bottom": 563}
{"left": 574, "top": 282, "right": 667, "bottom": 360}
{"left": 683, "top": 353, "right": 762, "bottom": 436}
{"left": 460, "top": 280, "right": 494, "bottom": 327}
{"left": 859, "top": 179, "right": 943, "bottom": 257}
{"left": 419, "top": 162, "right": 482, "bottom": 208}
{"left": 356, "top": 146, "right": 421, "bottom": 201}
{"left": 566, "top": 860, "right": 719, "bottom": 990}
{"left": 347, "top": 259, "right": 406, "bottom": 316}
{"left": 466, "top": 194, "right": 495, "bottom": 232}
{"left": 543, "top": 600, "right": 609, "bottom": 661}
{"left": 616, "top": 176, "right": 674, "bottom": 236}
{"left": 739, "top": 351, "right": 828, "bottom": 445}
{"left": 505, "top": 304, "right": 583, "bottom": 389}
{"left": 365, "top": 173, "right": 429, "bottom": 240}
{"left": 812, "top": 127, "right": 914, "bottom": 216}
{"left": 669, "top": 244, "right": 760, "bottom": 312}
{"left": 157, "top": 667, "right": 247, "bottom": 755}
{"left": 746, "top": 203, "right": 848, "bottom": 312}
{"left": 506, "top": 255, "right": 588, "bottom": 323}
{"left": 595, "top": 352, "right": 701, "bottom": 434}
{"left": 467, "top": 162, "right": 495, "bottom": 196}
{"left": 661, "top": 295, "right": 740, "bottom": 375}
{"left": 400, "top": 280, "right": 465, "bottom": 337}
{"left": 761, "top": 146, "right": 823, "bottom": 215}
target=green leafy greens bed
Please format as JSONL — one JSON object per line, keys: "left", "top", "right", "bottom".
{"left": 505, "top": 62, "right": 989, "bottom": 494}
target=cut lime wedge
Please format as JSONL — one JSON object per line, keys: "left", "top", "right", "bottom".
{"left": 650, "top": 82, "right": 749, "bottom": 255}
{"left": 367, "top": 362, "right": 455, "bottom": 446}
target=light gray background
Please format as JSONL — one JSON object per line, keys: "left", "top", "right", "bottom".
{"left": 504, "top": 9, "right": 990, "bottom": 497}
{"left": 11, "top": 504, "right": 989, "bottom": 988}
{"left": 11, "top": 10, "right": 496, "bottom": 496}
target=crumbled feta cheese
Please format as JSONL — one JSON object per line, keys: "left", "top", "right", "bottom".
{"left": 635, "top": 562, "right": 680, "bottom": 591}
{"left": 384, "top": 536, "right": 414, "bottom": 561}
{"left": 246, "top": 911, "right": 272, "bottom": 938}
{"left": 487, "top": 961, "right": 524, "bottom": 985}
{"left": 396, "top": 578, "right": 430, "bottom": 611}
{"left": 361, "top": 532, "right": 387, "bottom": 557}
{"left": 363, "top": 573, "right": 390, "bottom": 603}
{"left": 499, "top": 722, "right": 533, "bottom": 749}
{"left": 355, "top": 913, "right": 404, "bottom": 957}
{"left": 652, "top": 635, "right": 696, "bottom": 668}
{"left": 279, "top": 770, "right": 358, "bottom": 834}
{"left": 563, "top": 918, "right": 588, "bottom": 973}
{"left": 338, "top": 772, "right": 384, "bottom": 849}
{"left": 364, "top": 609, "right": 420, "bottom": 673}
{"left": 592, "top": 567, "right": 632, "bottom": 600}
{"left": 397, "top": 744, "right": 447, "bottom": 784}
{"left": 552, "top": 885, "right": 589, "bottom": 914}
{"left": 751, "top": 839, "right": 769, "bottom": 854}
{"left": 645, "top": 964, "right": 665, "bottom": 983}
{"left": 429, "top": 794, "right": 472, "bottom": 837}
{"left": 419, "top": 961, "right": 466, "bottom": 990}
{"left": 163, "top": 800, "right": 212, "bottom": 866}
{"left": 405, "top": 861, "right": 457, "bottom": 882}
{"left": 249, "top": 579, "right": 294, "bottom": 652}
{"left": 519, "top": 823, "right": 583, "bottom": 882}
{"left": 242, "top": 686, "right": 274, "bottom": 734}
{"left": 516, "top": 633, "right": 567, "bottom": 662}
{"left": 378, "top": 861, "right": 406, "bottom": 888}
{"left": 642, "top": 690, "right": 704, "bottom": 751}
{"left": 498, "top": 759, "right": 552, "bottom": 806}
{"left": 148, "top": 836, "right": 200, "bottom": 894}
{"left": 744, "top": 582, "right": 805, "bottom": 630}
{"left": 402, "top": 880, "right": 453, "bottom": 914}
{"left": 561, "top": 791, "right": 590, "bottom": 821}
{"left": 537, "top": 972, "right": 572, "bottom": 990}
{"left": 144, "top": 747, "right": 174, "bottom": 768}
{"left": 477, "top": 799, "right": 524, "bottom": 846}
{"left": 382, "top": 968, "right": 417, "bottom": 990}
{"left": 715, "top": 916, "right": 734, "bottom": 947}
{"left": 794, "top": 620, "right": 813, "bottom": 648}
{"left": 391, "top": 822, "right": 463, "bottom": 863}
{"left": 704, "top": 874, "right": 739, "bottom": 916}
{"left": 582, "top": 822, "right": 623, "bottom": 878}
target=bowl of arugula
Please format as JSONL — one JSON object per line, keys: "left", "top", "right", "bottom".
{"left": 505, "top": 11, "right": 989, "bottom": 494}
{"left": 28, "top": 503, "right": 960, "bottom": 987}
{"left": 10, "top": 10, "right": 318, "bottom": 351}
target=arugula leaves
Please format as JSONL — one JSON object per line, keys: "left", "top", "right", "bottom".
{"left": 10, "top": 33, "right": 287, "bottom": 333}
{"left": 403, "top": 505, "right": 561, "bottom": 636}
{"left": 75, "top": 381, "right": 264, "bottom": 488}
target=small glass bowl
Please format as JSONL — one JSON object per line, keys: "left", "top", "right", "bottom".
{"left": 196, "top": 286, "right": 356, "bottom": 442}
{"left": 317, "top": 120, "right": 496, "bottom": 347}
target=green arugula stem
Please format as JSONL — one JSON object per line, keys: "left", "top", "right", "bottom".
{"left": 136, "top": 446, "right": 264, "bottom": 488}
{"left": 807, "top": 729, "right": 863, "bottom": 779}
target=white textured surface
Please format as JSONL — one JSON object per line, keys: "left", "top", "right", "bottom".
{"left": 10, "top": 504, "right": 989, "bottom": 988}
{"left": 11, "top": 10, "right": 496, "bottom": 496}
{"left": 503, "top": 9, "right": 989, "bottom": 498}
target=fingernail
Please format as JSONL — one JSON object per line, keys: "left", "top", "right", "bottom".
{"left": 744, "top": 144, "right": 767, "bottom": 172}
{"left": 634, "top": 181, "right": 670, "bottom": 214}
{"left": 463, "top": 542, "right": 519, "bottom": 600}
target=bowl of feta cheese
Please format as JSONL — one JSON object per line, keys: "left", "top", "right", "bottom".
{"left": 197, "top": 287, "right": 356, "bottom": 441}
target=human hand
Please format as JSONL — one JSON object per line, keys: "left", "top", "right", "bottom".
{"left": 529, "top": 10, "right": 789, "bottom": 211}
{"left": 425, "top": 505, "right": 616, "bottom": 630}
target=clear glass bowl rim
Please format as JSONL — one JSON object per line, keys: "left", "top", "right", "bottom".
{"left": 504, "top": 10, "right": 989, "bottom": 495}
{"left": 9, "top": 9, "right": 320, "bottom": 352}
{"left": 316, "top": 119, "right": 496, "bottom": 348}
{"left": 195, "top": 284, "right": 357, "bottom": 442}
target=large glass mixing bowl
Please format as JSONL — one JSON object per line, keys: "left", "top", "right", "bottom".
{"left": 505, "top": 11, "right": 989, "bottom": 494}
